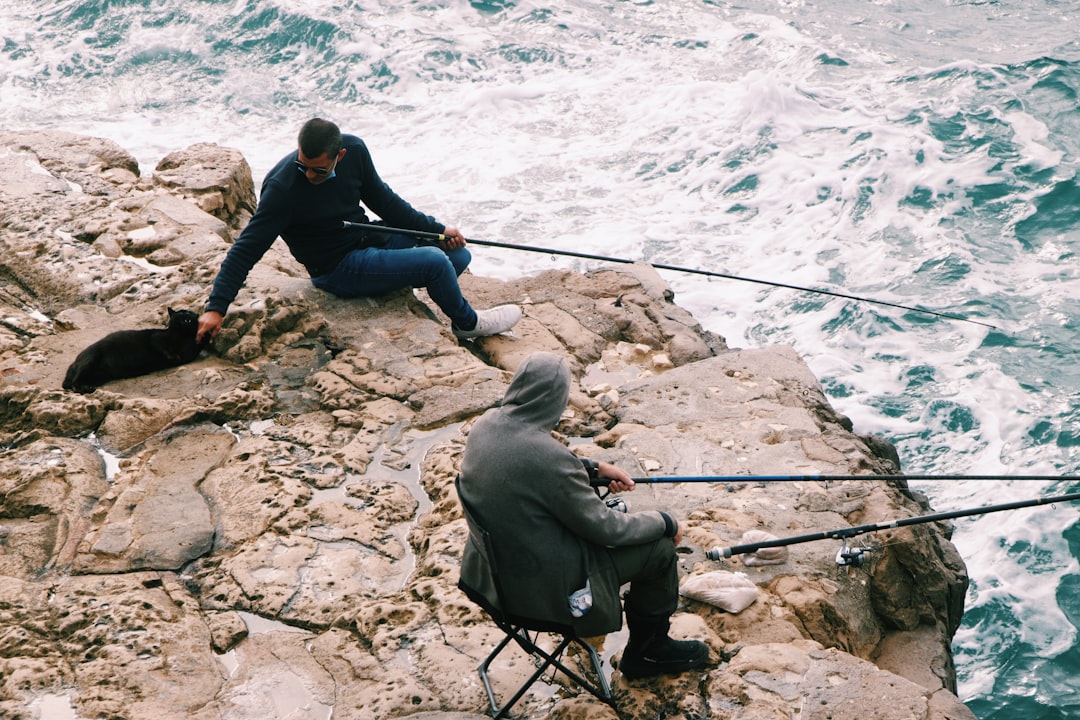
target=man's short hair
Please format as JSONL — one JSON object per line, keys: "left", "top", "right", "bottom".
{"left": 298, "top": 118, "right": 342, "bottom": 159}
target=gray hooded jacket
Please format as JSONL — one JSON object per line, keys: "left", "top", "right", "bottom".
{"left": 458, "top": 352, "right": 671, "bottom": 636}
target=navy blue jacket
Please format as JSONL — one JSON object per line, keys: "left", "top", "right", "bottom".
{"left": 206, "top": 134, "right": 445, "bottom": 315}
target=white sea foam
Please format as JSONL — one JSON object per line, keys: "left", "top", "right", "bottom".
{"left": 915, "top": 479, "right": 1080, "bottom": 700}
{"left": 4, "top": 1, "right": 1079, "bottom": 715}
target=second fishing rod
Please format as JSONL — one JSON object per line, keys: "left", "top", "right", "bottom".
{"left": 583, "top": 474, "right": 1080, "bottom": 566}
{"left": 706, "top": 488, "right": 1080, "bottom": 562}
{"left": 615, "top": 474, "right": 1079, "bottom": 484}
{"left": 340, "top": 221, "right": 997, "bottom": 330}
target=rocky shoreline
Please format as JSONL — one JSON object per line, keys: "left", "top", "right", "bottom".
{"left": 0, "top": 131, "right": 973, "bottom": 720}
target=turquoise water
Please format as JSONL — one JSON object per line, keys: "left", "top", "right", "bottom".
{"left": 3, "top": 1, "right": 1079, "bottom": 716}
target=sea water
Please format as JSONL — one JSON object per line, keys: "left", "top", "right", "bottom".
{"left": 2, "top": 1, "right": 1078, "bottom": 716}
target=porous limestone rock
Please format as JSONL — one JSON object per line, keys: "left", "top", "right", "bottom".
{"left": 0, "top": 131, "right": 973, "bottom": 720}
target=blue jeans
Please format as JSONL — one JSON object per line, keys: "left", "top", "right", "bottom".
{"left": 310, "top": 234, "right": 477, "bottom": 329}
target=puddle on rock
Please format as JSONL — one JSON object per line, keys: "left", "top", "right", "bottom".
{"left": 216, "top": 612, "right": 312, "bottom": 678}
{"left": 28, "top": 693, "right": 85, "bottom": 720}
{"left": 308, "top": 422, "right": 461, "bottom": 590}
{"left": 216, "top": 612, "right": 331, "bottom": 719}
{"left": 84, "top": 432, "right": 122, "bottom": 481}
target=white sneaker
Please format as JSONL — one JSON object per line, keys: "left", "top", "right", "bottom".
{"left": 453, "top": 304, "right": 522, "bottom": 338}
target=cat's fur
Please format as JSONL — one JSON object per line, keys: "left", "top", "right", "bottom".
{"left": 62, "top": 308, "right": 209, "bottom": 394}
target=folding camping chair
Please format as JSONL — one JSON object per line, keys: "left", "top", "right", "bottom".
{"left": 456, "top": 477, "right": 615, "bottom": 719}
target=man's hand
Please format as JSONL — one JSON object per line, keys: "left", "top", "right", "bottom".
{"left": 197, "top": 311, "right": 223, "bottom": 344}
{"left": 597, "top": 461, "right": 635, "bottom": 493}
{"left": 440, "top": 226, "right": 467, "bottom": 250}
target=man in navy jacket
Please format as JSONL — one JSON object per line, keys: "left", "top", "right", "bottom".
{"left": 197, "top": 117, "right": 520, "bottom": 343}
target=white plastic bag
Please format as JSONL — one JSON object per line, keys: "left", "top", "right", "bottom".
{"left": 679, "top": 571, "right": 759, "bottom": 613}
{"left": 739, "top": 529, "right": 789, "bottom": 566}
{"left": 568, "top": 579, "right": 593, "bottom": 617}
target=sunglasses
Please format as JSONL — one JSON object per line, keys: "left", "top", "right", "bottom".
{"left": 295, "top": 161, "right": 333, "bottom": 176}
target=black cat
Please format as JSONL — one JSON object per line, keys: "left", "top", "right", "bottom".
{"left": 62, "top": 308, "right": 209, "bottom": 394}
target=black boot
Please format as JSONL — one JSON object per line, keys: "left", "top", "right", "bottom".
{"left": 619, "top": 609, "right": 709, "bottom": 680}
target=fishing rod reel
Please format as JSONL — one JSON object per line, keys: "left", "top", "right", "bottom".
{"left": 835, "top": 538, "right": 874, "bottom": 568}
{"left": 594, "top": 483, "right": 628, "bottom": 513}
{"left": 605, "top": 496, "right": 628, "bottom": 513}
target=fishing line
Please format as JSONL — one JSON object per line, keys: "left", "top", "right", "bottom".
{"left": 340, "top": 222, "right": 998, "bottom": 330}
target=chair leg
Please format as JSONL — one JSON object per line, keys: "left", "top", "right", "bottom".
{"left": 477, "top": 625, "right": 615, "bottom": 719}
{"left": 563, "top": 636, "right": 613, "bottom": 704}
{"left": 477, "top": 630, "right": 524, "bottom": 719}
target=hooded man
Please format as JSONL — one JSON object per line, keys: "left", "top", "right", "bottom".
{"left": 457, "top": 351, "right": 709, "bottom": 679}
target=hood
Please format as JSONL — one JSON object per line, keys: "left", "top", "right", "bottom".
{"left": 498, "top": 352, "right": 571, "bottom": 431}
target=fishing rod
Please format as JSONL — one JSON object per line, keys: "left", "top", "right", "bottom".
{"left": 340, "top": 221, "right": 997, "bottom": 330}
{"left": 704, "top": 490, "right": 1080, "bottom": 566}
{"left": 624, "top": 474, "right": 1079, "bottom": 484}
